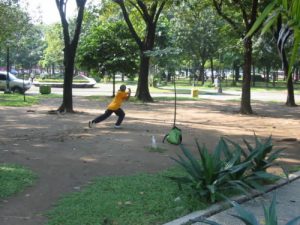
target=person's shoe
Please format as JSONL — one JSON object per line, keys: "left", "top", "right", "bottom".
{"left": 114, "top": 125, "right": 121, "bottom": 129}
{"left": 88, "top": 121, "right": 94, "bottom": 128}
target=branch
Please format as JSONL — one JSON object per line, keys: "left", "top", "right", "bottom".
{"left": 137, "top": 0, "right": 151, "bottom": 21}
{"left": 113, "top": 0, "right": 143, "bottom": 49}
{"left": 154, "top": 0, "right": 166, "bottom": 26}
{"left": 71, "top": 0, "right": 87, "bottom": 49}
{"left": 112, "top": 0, "right": 123, "bottom": 4}
{"left": 237, "top": 2, "right": 249, "bottom": 27}
{"left": 212, "top": 0, "right": 243, "bottom": 38}
{"left": 249, "top": 0, "right": 258, "bottom": 29}
{"left": 149, "top": 1, "right": 158, "bottom": 23}
{"left": 56, "top": 0, "right": 70, "bottom": 45}
{"left": 128, "top": 0, "right": 147, "bottom": 22}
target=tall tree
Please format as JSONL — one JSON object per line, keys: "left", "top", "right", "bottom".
{"left": 212, "top": 0, "right": 265, "bottom": 114}
{"left": 56, "top": 0, "right": 87, "bottom": 113}
{"left": 252, "top": 34, "right": 280, "bottom": 85}
{"left": 0, "top": 0, "right": 27, "bottom": 44}
{"left": 77, "top": 20, "right": 139, "bottom": 78}
{"left": 13, "top": 25, "right": 45, "bottom": 71}
{"left": 112, "top": 0, "right": 167, "bottom": 102}
{"left": 173, "top": 3, "right": 225, "bottom": 85}
{"left": 41, "top": 24, "right": 64, "bottom": 75}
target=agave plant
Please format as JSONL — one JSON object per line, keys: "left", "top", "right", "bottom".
{"left": 168, "top": 139, "right": 253, "bottom": 203}
{"left": 199, "top": 194, "right": 300, "bottom": 225}
{"left": 168, "top": 135, "right": 283, "bottom": 203}
{"left": 224, "top": 135, "right": 283, "bottom": 189}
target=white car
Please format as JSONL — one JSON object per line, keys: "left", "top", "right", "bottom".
{"left": 0, "top": 71, "right": 32, "bottom": 93}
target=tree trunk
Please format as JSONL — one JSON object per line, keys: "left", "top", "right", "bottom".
{"left": 272, "top": 71, "right": 276, "bottom": 87}
{"left": 266, "top": 66, "right": 270, "bottom": 83}
{"left": 252, "top": 63, "right": 255, "bottom": 87}
{"left": 200, "top": 64, "right": 205, "bottom": 85}
{"left": 240, "top": 37, "right": 253, "bottom": 114}
{"left": 286, "top": 75, "right": 296, "bottom": 106}
{"left": 210, "top": 57, "right": 214, "bottom": 83}
{"left": 112, "top": 73, "right": 116, "bottom": 97}
{"left": 135, "top": 52, "right": 153, "bottom": 102}
{"left": 281, "top": 48, "right": 297, "bottom": 106}
{"left": 56, "top": 0, "right": 86, "bottom": 113}
{"left": 58, "top": 48, "right": 75, "bottom": 113}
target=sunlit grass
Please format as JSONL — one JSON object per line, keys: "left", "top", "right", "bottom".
{"left": 46, "top": 167, "right": 206, "bottom": 225}
{"left": 0, "top": 93, "right": 61, "bottom": 107}
{"left": 0, "top": 164, "right": 37, "bottom": 199}
{"left": 146, "top": 79, "right": 300, "bottom": 94}
{"left": 37, "top": 79, "right": 88, "bottom": 83}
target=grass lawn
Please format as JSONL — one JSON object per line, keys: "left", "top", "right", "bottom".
{"left": 146, "top": 79, "right": 300, "bottom": 94}
{"left": 0, "top": 164, "right": 37, "bottom": 199}
{"left": 86, "top": 95, "right": 201, "bottom": 103}
{"left": 36, "top": 79, "right": 89, "bottom": 83}
{"left": 46, "top": 167, "right": 207, "bottom": 225}
{"left": 0, "top": 93, "right": 61, "bottom": 107}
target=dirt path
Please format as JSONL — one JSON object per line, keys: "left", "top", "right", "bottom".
{"left": 0, "top": 97, "right": 299, "bottom": 225}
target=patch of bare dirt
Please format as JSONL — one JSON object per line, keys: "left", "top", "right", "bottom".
{"left": 0, "top": 97, "right": 299, "bottom": 225}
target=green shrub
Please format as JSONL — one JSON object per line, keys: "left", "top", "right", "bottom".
{"left": 168, "top": 135, "right": 282, "bottom": 203}
{"left": 39, "top": 85, "right": 51, "bottom": 94}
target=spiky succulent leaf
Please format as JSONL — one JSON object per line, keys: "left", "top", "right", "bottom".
{"left": 224, "top": 137, "right": 248, "bottom": 158}
{"left": 195, "top": 217, "right": 221, "bottom": 225}
{"left": 231, "top": 201, "right": 260, "bottom": 225}
{"left": 180, "top": 144, "right": 204, "bottom": 178}
{"left": 263, "top": 194, "right": 278, "bottom": 225}
{"left": 214, "top": 137, "right": 231, "bottom": 160}
{"left": 243, "top": 138, "right": 255, "bottom": 153}
{"left": 286, "top": 216, "right": 300, "bottom": 225}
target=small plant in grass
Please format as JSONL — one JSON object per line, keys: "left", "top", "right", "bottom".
{"left": 145, "top": 146, "right": 167, "bottom": 153}
{"left": 168, "top": 135, "right": 282, "bottom": 203}
{"left": 199, "top": 194, "right": 300, "bottom": 225}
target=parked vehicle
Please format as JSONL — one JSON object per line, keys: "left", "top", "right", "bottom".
{"left": 0, "top": 71, "right": 32, "bottom": 93}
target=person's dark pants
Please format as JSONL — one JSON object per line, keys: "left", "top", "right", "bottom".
{"left": 92, "top": 108, "right": 125, "bottom": 126}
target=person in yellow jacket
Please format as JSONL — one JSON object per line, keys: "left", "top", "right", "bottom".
{"left": 88, "top": 84, "right": 131, "bottom": 129}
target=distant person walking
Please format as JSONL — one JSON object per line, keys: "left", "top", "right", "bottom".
{"left": 88, "top": 84, "right": 131, "bottom": 129}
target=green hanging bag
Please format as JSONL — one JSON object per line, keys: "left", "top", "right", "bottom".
{"left": 163, "top": 126, "right": 182, "bottom": 145}
{"left": 163, "top": 78, "right": 183, "bottom": 145}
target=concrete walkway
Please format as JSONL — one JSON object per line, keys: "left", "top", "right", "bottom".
{"left": 164, "top": 172, "right": 300, "bottom": 225}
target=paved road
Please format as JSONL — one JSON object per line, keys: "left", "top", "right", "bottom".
{"left": 27, "top": 83, "right": 300, "bottom": 103}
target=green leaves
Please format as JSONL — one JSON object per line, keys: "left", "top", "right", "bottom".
{"left": 263, "top": 194, "right": 278, "bottom": 225}
{"left": 168, "top": 135, "right": 283, "bottom": 203}
{"left": 246, "top": 1, "right": 277, "bottom": 37}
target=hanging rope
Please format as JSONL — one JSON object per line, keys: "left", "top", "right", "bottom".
{"left": 162, "top": 74, "right": 182, "bottom": 145}
{"left": 173, "top": 76, "right": 177, "bottom": 127}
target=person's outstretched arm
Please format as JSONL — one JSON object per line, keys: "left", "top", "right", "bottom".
{"left": 126, "top": 88, "right": 131, "bottom": 100}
